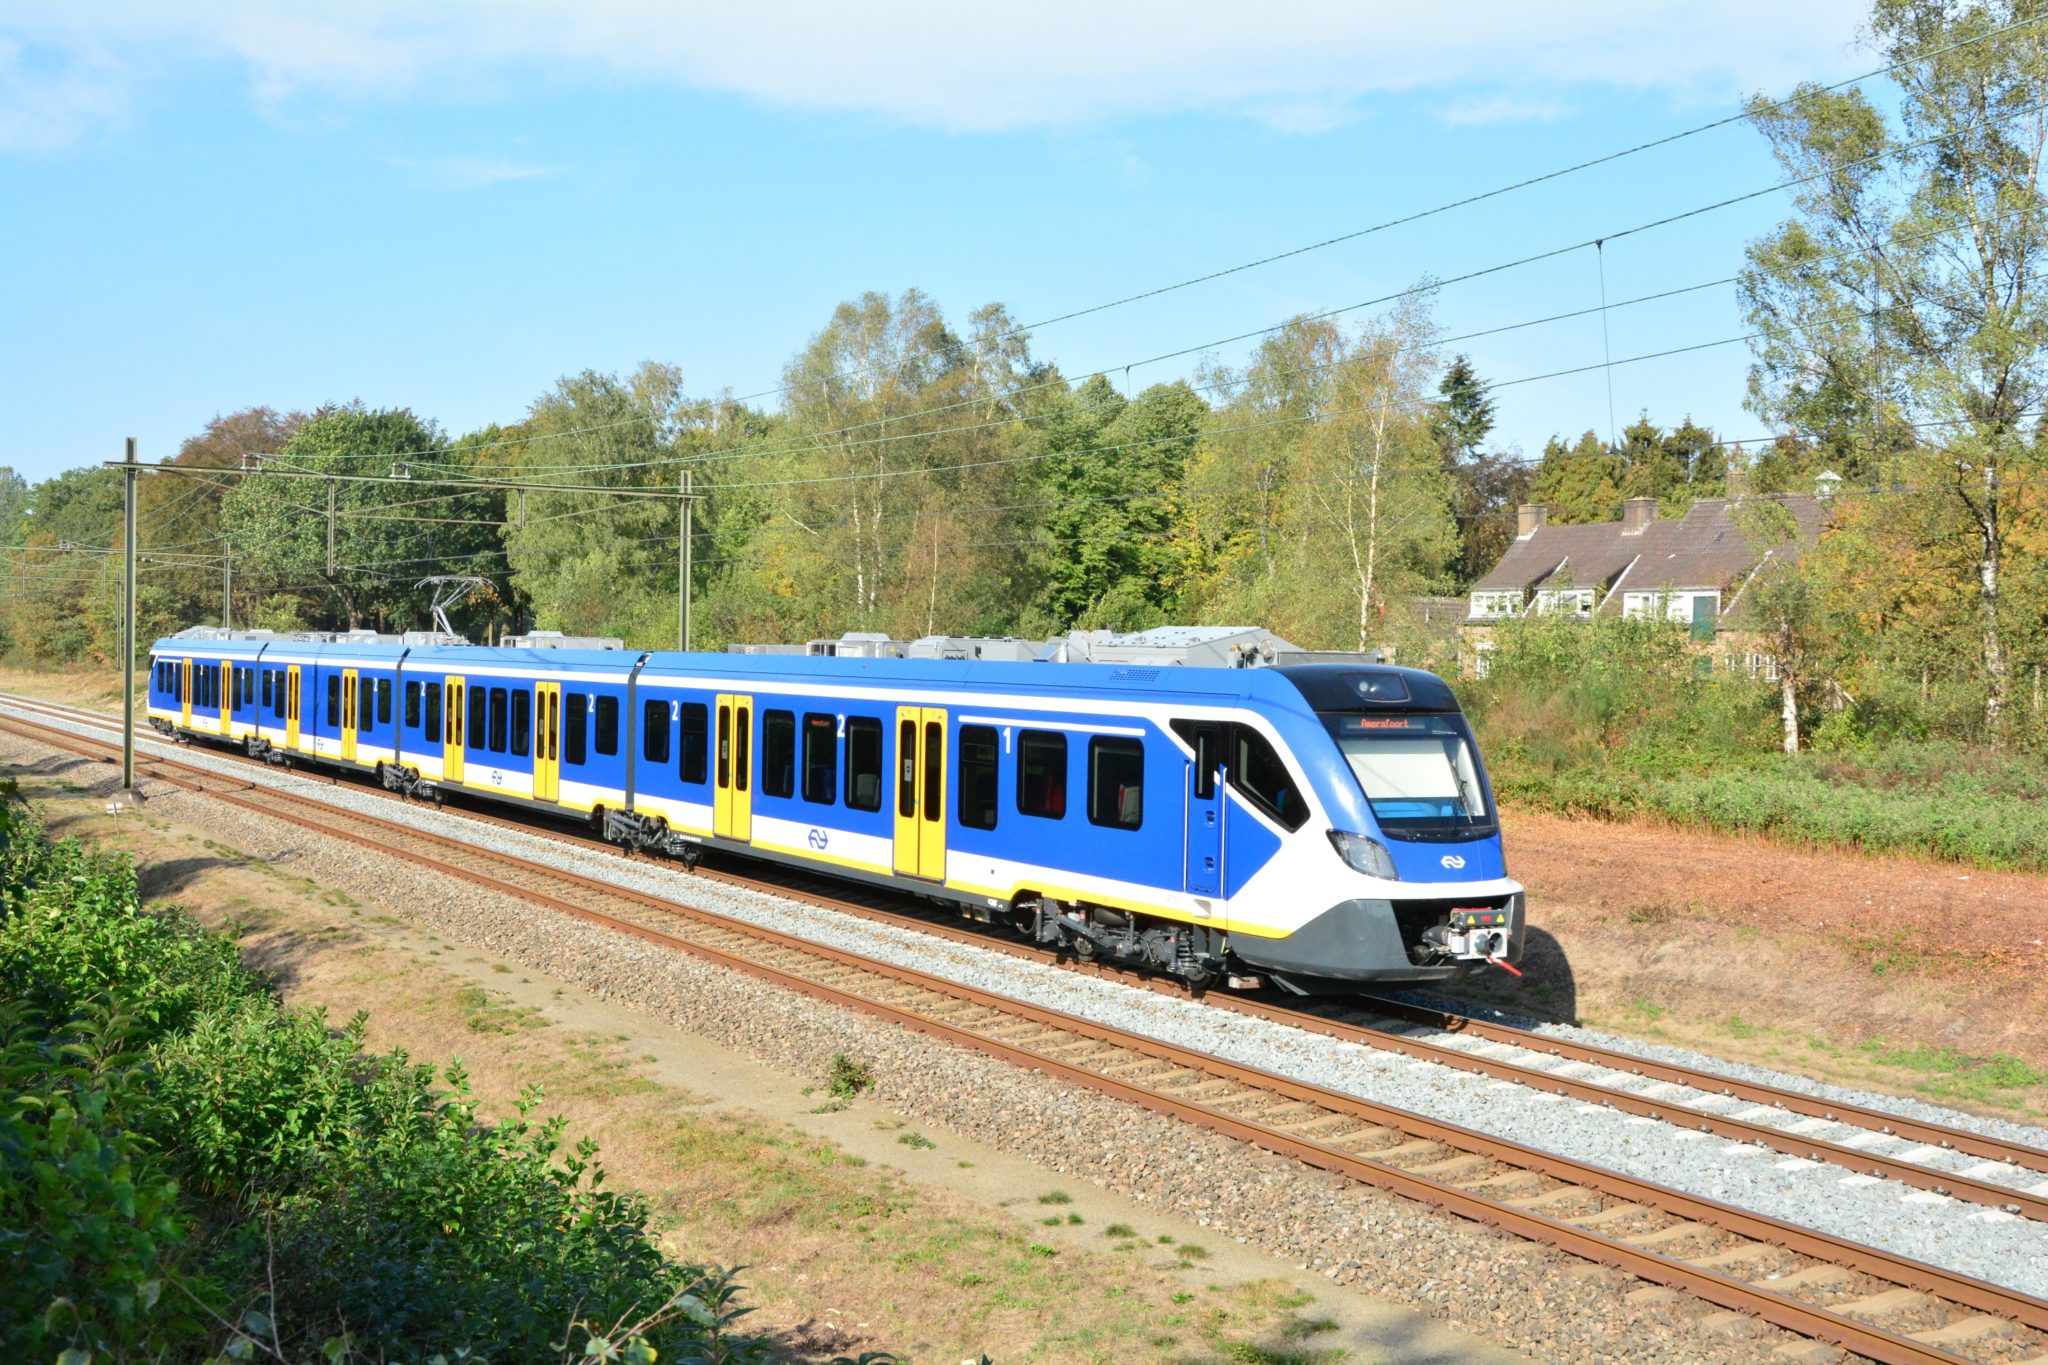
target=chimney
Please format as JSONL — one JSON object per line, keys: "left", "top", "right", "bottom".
{"left": 1516, "top": 503, "right": 1547, "bottom": 537}
{"left": 1622, "top": 496, "right": 1657, "bottom": 535}
{"left": 1726, "top": 465, "right": 1748, "bottom": 499}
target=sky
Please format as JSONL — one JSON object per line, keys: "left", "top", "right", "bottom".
{"left": 0, "top": 1, "right": 1880, "bottom": 485}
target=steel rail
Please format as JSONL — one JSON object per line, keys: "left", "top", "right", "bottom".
{"left": 8, "top": 690, "right": 2048, "bottom": 1219}
{"left": 4, "top": 710, "right": 2047, "bottom": 1363}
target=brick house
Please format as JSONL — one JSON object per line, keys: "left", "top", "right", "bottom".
{"left": 1460, "top": 477, "right": 1830, "bottom": 676}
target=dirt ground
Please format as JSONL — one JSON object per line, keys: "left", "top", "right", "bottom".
{"left": 1439, "top": 807, "right": 2048, "bottom": 1125}
{"left": 5, "top": 741, "right": 1509, "bottom": 1365}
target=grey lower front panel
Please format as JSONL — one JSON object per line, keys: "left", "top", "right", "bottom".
{"left": 1229, "top": 892, "right": 1526, "bottom": 983}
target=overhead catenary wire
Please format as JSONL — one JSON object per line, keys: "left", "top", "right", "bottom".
{"left": 715, "top": 11, "right": 2048, "bottom": 411}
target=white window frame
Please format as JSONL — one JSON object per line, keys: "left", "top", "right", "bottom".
{"left": 1468, "top": 590, "right": 1524, "bottom": 619}
{"left": 1535, "top": 588, "right": 1594, "bottom": 617}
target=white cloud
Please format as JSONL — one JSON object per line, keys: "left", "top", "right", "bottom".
{"left": 3, "top": 1, "right": 1872, "bottom": 147}
{"left": 384, "top": 155, "right": 557, "bottom": 190}
{"left": 1443, "top": 95, "right": 1571, "bottom": 127}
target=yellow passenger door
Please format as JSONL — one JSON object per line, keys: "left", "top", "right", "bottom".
{"left": 444, "top": 677, "right": 465, "bottom": 784}
{"left": 892, "top": 707, "right": 948, "bottom": 881}
{"left": 180, "top": 658, "right": 192, "bottom": 728}
{"left": 285, "top": 666, "right": 300, "bottom": 748}
{"left": 713, "top": 693, "right": 752, "bottom": 841}
{"left": 341, "top": 669, "right": 359, "bottom": 762}
{"left": 533, "top": 682, "right": 560, "bottom": 802}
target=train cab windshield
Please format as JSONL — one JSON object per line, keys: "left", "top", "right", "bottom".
{"left": 1321, "top": 712, "right": 1494, "bottom": 840}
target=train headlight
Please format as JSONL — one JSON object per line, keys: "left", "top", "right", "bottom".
{"left": 1328, "top": 830, "right": 1399, "bottom": 880}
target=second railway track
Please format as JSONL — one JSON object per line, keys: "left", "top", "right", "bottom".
{"left": 6, "top": 701, "right": 2048, "bottom": 1362}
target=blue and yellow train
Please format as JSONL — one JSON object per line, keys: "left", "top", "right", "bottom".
{"left": 147, "top": 631, "right": 1524, "bottom": 992}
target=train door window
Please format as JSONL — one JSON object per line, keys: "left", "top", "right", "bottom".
{"left": 487, "top": 688, "right": 508, "bottom": 753}
{"left": 1228, "top": 725, "right": 1307, "bottom": 831}
{"left": 1016, "top": 730, "right": 1068, "bottom": 819}
{"left": 511, "top": 690, "right": 531, "bottom": 757}
{"left": 643, "top": 699, "right": 670, "bottom": 764}
{"left": 897, "top": 718, "right": 916, "bottom": 817}
{"left": 359, "top": 676, "right": 375, "bottom": 730}
{"left": 404, "top": 681, "right": 420, "bottom": 728}
{"left": 423, "top": 681, "right": 441, "bottom": 740}
{"left": 326, "top": 674, "right": 341, "bottom": 726}
{"left": 468, "top": 685, "right": 487, "bottom": 751}
{"left": 678, "top": 703, "right": 708, "bottom": 784}
{"left": 564, "top": 693, "right": 587, "bottom": 765}
{"left": 762, "top": 710, "right": 795, "bottom": 798}
{"left": 845, "top": 716, "right": 882, "bottom": 811}
{"left": 376, "top": 678, "right": 391, "bottom": 726}
{"left": 734, "top": 705, "right": 751, "bottom": 792}
{"left": 594, "top": 695, "right": 619, "bottom": 756}
{"left": 801, "top": 713, "right": 837, "bottom": 805}
{"left": 1170, "top": 720, "right": 1221, "bottom": 799}
{"left": 921, "top": 721, "right": 943, "bottom": 827}
{"left": 1087, "top": 736, "right": 1144, "bottom": 831}
{"left": 957, "top": 724, "right": 999, "bottom": 830}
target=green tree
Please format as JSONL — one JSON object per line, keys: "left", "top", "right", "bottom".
{"left": 222, "top": 405, "right": 500, "bottom": 630}
{"left": 1529, "top": 431, "right": 1624, "bottom": 523}
{"left": 1739, "top": 0, "right": 2048, "bottom": 730}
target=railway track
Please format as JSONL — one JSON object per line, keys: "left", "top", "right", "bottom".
{"left": 6, "top": 700, "right": 2048, "bottom": 1362}
{"left": 12, "top": 692, "right": 2045, "bottom": 1224}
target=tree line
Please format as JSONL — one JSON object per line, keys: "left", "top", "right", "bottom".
{"left": 3, "top": 0, "right": 2046, "bottom": 750}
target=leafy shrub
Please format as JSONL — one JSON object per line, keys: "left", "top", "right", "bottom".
{"left": 0, "top": 793, "right": 843, "bottom": 1363}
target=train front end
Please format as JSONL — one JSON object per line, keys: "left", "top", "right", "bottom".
{"left": 1227, "top": 664, "right": 1524, "bottom": 992}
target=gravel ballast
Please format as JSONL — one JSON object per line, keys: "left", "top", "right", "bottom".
{"left": 12, "top": 703, "right": 2048, "bottom": 1308}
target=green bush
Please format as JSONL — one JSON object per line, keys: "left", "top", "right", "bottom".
{"left": 0, "top": 792, "right": 846, "bottom": 1364}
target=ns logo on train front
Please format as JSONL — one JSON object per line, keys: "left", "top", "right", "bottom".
{"left": 144, "top": 629, "right": 1523, "bottom": 994}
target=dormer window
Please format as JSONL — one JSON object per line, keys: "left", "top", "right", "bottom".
{"left": 1468, "top": 590, "right": 1525, "bottom": 618}
{"left": 1535, "top": 589, "right": 1594, "bottom": 617}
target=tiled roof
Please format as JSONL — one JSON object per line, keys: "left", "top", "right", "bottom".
{"left": 1469, "top": 494, "right": 1824, "bottom": 616}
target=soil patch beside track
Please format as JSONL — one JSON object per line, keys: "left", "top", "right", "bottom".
{"left": 1444, "top": 807, "right": 2048, "bottom": 1124}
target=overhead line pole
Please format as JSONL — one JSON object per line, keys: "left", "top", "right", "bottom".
{"left": 121, "top": 437, "right": 137, "bottom": 790}
{"left": 679, "top": 467, "right": 692, "bottom": 652}
{"left": 222, "top": 540, "right": 231, "bottom": 630}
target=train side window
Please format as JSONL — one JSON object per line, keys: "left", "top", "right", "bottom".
{"left": 359, "top": 676, "right": 375, "bottom": 730}
{"left": 377, "top": 678, "right": 392, "bottom": 726}
{"left": 762, "top": 710, "right": 795, "bottom": 799}
{"left": 487, "top": 688, "right": 508, "bottom": 753}
{"left": 468, "top": 685, "right": 487, "bottom": 751}
{"left": 845, "top": 716, "right": 883, "bottom": 811}
{"left": 243, "top": 667, "right": 254, "bottom": 707}
{"left": 563, "top": 692, "right": 588, "bottom": 766}
{"left": 1016, "top": 730, "right": 1067, "bottom": 820}
{"left": 404, "top": 681, "right": 420, "bottom": 728}
{"left": 424, "top": 681, "right": 442, "bottom": 740}
{"left": 511, "top": 690, "right": 531, "bottom": 757}
{"left": 801, "top": 713, "right": 836, "bottom": 805}
{"left": 678, "top": 703, "right": 708, "bottom": 784}
{"left": 272, "top": 673, "right": 286, "bottom": 719}
{"left": 958, "top": 724, "right": 999, "bottom": 831}
{"left": 594, "top": 695, "right": 619, "bottom": 756}
{"left": 1229, "top": 726, "right": 1307, "bottom": 831}
{"left": 326, "top": 674, "right": 340, "bottom": 726}
{"left": 643, "top": 698, "right": 670, "bottom": 765}
{"left": 1087, "top": 736, "right": 1144, "bottom": 831}
{"left": 261, "top": 668, "right": 273, "bottom": 709}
